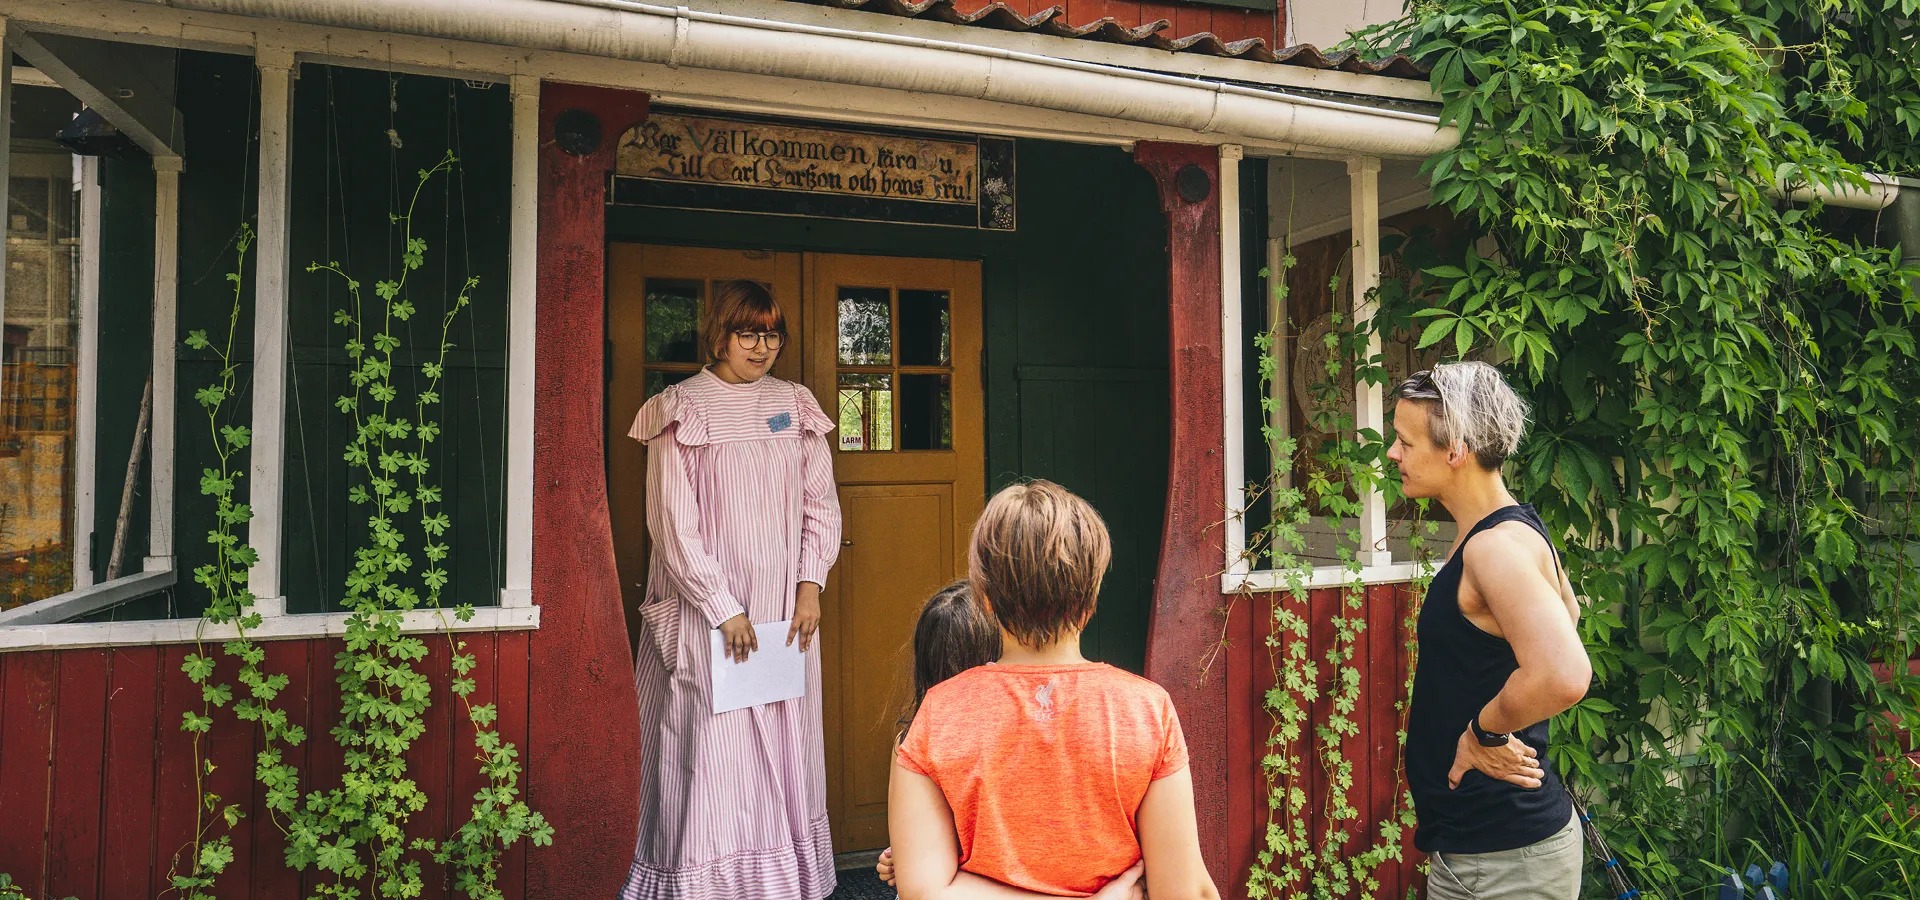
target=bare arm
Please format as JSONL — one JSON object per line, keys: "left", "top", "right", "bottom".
{"left": 888, "top": 759, "right": 1142, "bottom": 900}
{"left": 1466, "top": 526, "right": 1592, "bottom": 733}
{"left": 1136, "top": 768, "right": 1220, "bottom": 900}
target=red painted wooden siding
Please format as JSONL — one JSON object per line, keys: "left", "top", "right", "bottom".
{"left": 1230, "top": 585, "right": 1424, "bottom": 900}
{"left": 0, "top": 636, "right": 536, "bottom": 900}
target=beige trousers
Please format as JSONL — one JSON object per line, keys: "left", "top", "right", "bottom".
{"left": 1426, "top": 811, "right": 1583, "bottom": 900}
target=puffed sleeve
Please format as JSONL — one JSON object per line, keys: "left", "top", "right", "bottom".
{"left": 633, "top": 390, "right": 744, "bottom": 628}
{"left": 793, "top": 385, "right": 841, "bottom": 588}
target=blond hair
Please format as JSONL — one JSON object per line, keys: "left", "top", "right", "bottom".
{"left": 968, "top": 480, "right": 1112, "bottom": 647}
{"left": 1393, "top": 361, "right": 1531, "bottom": 470}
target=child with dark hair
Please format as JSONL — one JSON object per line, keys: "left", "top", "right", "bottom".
{"left": 887, "top": 480, "right": 1218, "bottom": 900}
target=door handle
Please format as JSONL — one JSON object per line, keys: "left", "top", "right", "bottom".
{"left": 841, "top": 539, "right": 854, "bottom": 547}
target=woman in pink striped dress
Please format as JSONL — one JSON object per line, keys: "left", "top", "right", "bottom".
{"left": 622, "top": 280, "right": 842, "bottom": 900}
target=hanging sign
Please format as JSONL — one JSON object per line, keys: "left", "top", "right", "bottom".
{"left": 610, "top": 111, "right": 1016, "bottom": 230}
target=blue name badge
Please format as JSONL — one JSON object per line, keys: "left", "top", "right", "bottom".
{"left": 768, "top": 412, "right": 793, "bottom": 433}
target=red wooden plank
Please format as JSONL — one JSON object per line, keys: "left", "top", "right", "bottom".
{"left": 1225, "top": 585, "right": 1256, "bottom": 900}
{"left": 525, "top": 82, "right": 650, "bottom": 900}
{"left": 46, "top": 650, "right": 111, "bottom": 900}
{"left": 449, "top": 630, "right": 496, "bottom": 894}
{"left": 205, "top": 645, "right": 257, "bottom": 900}
{"left": 0, "top": 651, "right": 58, "bottom": 895}
{"left": 1368, "top": 583, "right": 1399, "bottom": 876}
{"left": 1137, "top": 0, "right": 1179, "bottom": 30}
{"left": 407, "top": 632, "right": 455, "bottom": 900}
{"left": 1173, "top": 4, "right": 1213, "bottom": 41}
{"left": 100, "top": 647, "right": 162, "bottom": 900}
{"left": 301, "top": 638, "right": 346, "bottom": 898}
{"left": 497, "top": 630, "right": 532, "bottom": 900}
{"left": 249, "top": 639, "right": 314, "bottom": 900}
{"left": 150, "top": 645, "right": 200, "bottom": 898}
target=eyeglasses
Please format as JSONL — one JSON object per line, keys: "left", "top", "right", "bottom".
{"left": 732, "top": 330, "right": 786, "bottom": 350}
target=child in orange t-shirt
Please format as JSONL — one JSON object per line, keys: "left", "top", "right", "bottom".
{"left": 888, "top": 480, "right": 1221, "bottom": 900}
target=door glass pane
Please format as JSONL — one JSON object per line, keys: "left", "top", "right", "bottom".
{"left": 898, "top": 289, "right": 950, "bottom": 366}
{"left": 0, "top": 171, "right": 79, "bottom": 609}
{"left": 645, "top": 369, "right": 698, "bottom": 400}
{"left": 837, "top": 288, "right": 892, "bottom": 366}
{"left": 837, "top": 373, "right": 893, "bottom": 452}
{"left": 899, "top": 373, "right": 951, "bottom": 450}
{"left": 645, "top": 279, "right": 702, "bottom": 364}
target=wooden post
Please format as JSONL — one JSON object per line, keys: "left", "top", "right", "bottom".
{"left": 525, "top": 81, "right": 648, "bottom": 900}
{"left": 1133, "top": 141, "right": 1231, "bottom": 890}
{"left": 1348, "top": 157, "right": 1390, "bottom": 567}
{"left": 246, "top": 47, "right": 295, "bottom": 614}
{"left": 148, "top": 157, "right": 180, "bottom": 571}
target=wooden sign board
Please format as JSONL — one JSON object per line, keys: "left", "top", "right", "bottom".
{"left": 610, "top": 111, "right": 1016, "bottom": 230}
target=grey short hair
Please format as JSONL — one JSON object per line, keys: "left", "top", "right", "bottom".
{"left": 1393, "top": 361, "right": 1530, "bottom": 470}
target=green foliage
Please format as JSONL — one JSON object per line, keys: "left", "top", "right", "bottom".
{"left": 171, "top": 224, "right": 259, "bottom": 900}
{"left": 1639, "top": 759, "right": 1920, "bottom": 899}
{"left": 291, "top": 150, "right": 549, "bottom": 900}
{"left": 1267, "top": 0, "right": 1920, "bottom": 893}
{"left": 176, "top": 151, "right": 546, "bottom": 900}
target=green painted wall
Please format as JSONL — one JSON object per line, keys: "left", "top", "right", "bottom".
{"left": 605, "top": 137, "right": 1170, "bottom": 673}
{"left": 279, "top": 65, "right": 510, "bottom": 615}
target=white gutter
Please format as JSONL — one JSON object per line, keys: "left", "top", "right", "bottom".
{"left": 146, "top": 0, "right": 1459, "bottom": 158}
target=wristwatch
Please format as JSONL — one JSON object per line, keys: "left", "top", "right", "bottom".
{"left": 1470, "top": 715, "right": 1511, "bottom": 747}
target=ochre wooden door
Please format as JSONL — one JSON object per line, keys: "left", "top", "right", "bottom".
{"left": 809, "top": 254, "right": 985, "bottom": 852}
{"left": 606, "top": 245, "right": 804, "bottom": 640}
{"left": 606, "top": 245, "right": 984, "bottom": 855}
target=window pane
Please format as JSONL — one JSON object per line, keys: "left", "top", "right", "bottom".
{"left": 837, "top": 372, "right": 893, "bottom": 452}
{"left": 645, "top": 279, "right": 703, "bottom": 364}
{"left": 899, "top": 373, "right": 951, "bottom": 450}
{"left": 0, "top": 173, "right": 79, "bottom": 608}
{"left": 645, "top": 369, "right": 698, "bottom": 400}
{"left": 9, "top": 177, "right": 49, "bottom": 239}
{"left": 837, "top": 287, "right": 892, "bottom": 366}
{"left": 898, "top": 289, "right": 950, "bottom": 366}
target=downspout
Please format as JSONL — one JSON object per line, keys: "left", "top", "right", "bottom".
{"left": 149, "top": 0, "right": 1460, "bottom": 157}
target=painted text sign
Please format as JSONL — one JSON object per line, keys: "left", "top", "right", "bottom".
{"left": 619, "top": 114, "right": 980, "bottom": 205}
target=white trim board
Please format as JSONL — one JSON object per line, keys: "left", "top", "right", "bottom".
{"left": 0, "top": 604, "right": 540, "bottom": 651}
{"left": 1225, "top": 562, "right": 1433, "bottom": 593}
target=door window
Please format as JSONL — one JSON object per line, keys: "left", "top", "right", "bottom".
{"left": 835, "top": 286, "right": 952, "bottom": 452}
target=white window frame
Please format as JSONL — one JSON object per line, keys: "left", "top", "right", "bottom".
{"left": 0, "top": 39, "right": 540, "bottom": 649}
{"left": 1222, "top": 153, "right": 1437, "bottom": 593}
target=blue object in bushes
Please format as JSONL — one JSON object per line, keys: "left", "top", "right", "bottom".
{"left": 1767, "top": 861, "right": 1789, "bottom": 898}
{"left": 1719, "top": 870, "right": 1747, "bottom": 900}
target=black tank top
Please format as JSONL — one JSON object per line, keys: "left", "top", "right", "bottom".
{"left": 1406, "top": 503, "right": 1574, "bottom": 854}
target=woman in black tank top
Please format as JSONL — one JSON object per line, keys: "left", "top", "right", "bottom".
{"left": 1387, "top": 364, "right": 1592, "bottom": 900}
{"left": 1404, "top": 504, "right": 1573, "bottom": 852}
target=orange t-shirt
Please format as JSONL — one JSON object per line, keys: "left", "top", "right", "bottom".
{"left": 896, "top": 662, "right": 1189, "bottom": 897}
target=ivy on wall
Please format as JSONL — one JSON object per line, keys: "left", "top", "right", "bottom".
{"left": 1250, "top": 0, "right": 1920, "bottom": 890}
{"left": 172, "top": 155, "right": 547, "bottom": 900}
{"left": 1244, "top": 1, "right": 1920, "bottom": 895}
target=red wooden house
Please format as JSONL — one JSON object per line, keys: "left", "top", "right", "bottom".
{"left": 0, "top": 2, "right": 1899, "bottom": 899}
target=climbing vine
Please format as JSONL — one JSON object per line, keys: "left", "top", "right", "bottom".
{"left": 175, "top": 151, "right": 548, "bottom": 900}
{"left": 174, "top": 223, "right": 260, "bottom": 900}
{"left": 1239, "top": 236, "right": 1436, "bottom": 900}
{"left": 1229, "top": 0, "right": 1920, "bottom": 893}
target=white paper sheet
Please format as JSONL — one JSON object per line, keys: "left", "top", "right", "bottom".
{"left": 709, "top": 620, "right": 807, "bottom": 714}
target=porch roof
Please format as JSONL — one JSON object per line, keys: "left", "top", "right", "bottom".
{"left": 781, "top": 0, "right": 1430, "bottom": 75}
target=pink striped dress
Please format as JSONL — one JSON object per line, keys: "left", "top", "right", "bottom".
{"left": 622, "top": 368, "right": 842, "bottom": 900}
